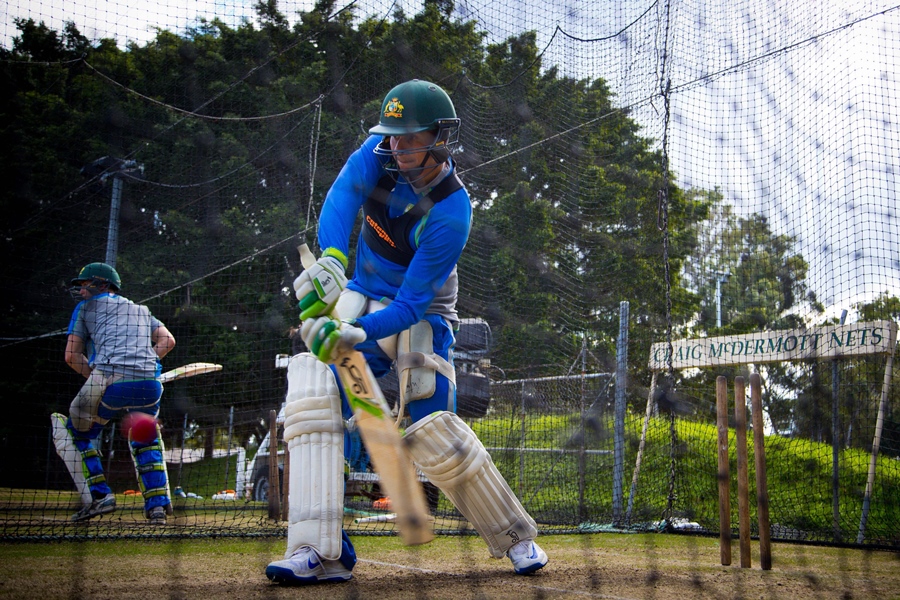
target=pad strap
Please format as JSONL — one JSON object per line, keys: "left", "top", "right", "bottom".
{"left": 395, "top": 351, "right": 455, "bottom": 381}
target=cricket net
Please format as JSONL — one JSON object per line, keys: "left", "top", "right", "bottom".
{"left": 1, "top": 0, "right": 898, "bottom": 548}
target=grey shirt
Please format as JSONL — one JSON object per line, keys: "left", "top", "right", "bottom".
{"left": 67, "top": 293, "right": 163, "bottom": 379}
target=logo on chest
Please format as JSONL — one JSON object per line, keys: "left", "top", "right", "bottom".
{"left": 365, "top": 214, "right": 397, "bottom": 248}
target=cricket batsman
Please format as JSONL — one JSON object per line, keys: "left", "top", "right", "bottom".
{"left": 266, "top": 80, "right": 548, "bottom": 585}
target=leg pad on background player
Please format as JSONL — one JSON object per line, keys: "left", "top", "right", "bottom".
{"left": 51, "top": 413, "right": 93, "bottom": 506}
{"left": 130, "top": 439, "right": 171, "bottom": 514}
{"left": 151, "top": 423, "right": 175, "bottom": 515}
{"left": 405, "top": 411, "right": 538, "bottom": 558}
{"left": 283, "top": 353, "right": 345, "bottom": 561}
{"left": 51, "top": 414, "right": 113, "bottom": 504}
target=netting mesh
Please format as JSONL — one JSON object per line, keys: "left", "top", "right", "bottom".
{"left": 1, "top": 0, "right": 898, "bottom": 547}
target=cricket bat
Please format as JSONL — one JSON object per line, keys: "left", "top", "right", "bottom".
{"left": 158, "top": 362, "right": 222, "bottom": 383}
{"left": 299, "top": 244, "right": 433, "bottom": 545}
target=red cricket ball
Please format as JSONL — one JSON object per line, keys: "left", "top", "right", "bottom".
{"left": 122, "top": 412, "right": 159, "bottom": 444}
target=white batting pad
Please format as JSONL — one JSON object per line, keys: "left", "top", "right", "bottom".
{"left": 50, "top": 413, "right": 92, "bottom": 506}
{"left": 405, "top": 411, "right": 537, "bottom": 558}
{"left": 283, "top": 353, "right": 344, "bottom": 560}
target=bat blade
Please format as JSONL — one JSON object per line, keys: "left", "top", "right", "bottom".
{"left": 336, "top": 350, "right": 434, "bottom": 546}
{"left": 158, "top": 362, "right": 222, "bottom": 383}
{"left": 300, "top": 243, "right": 432, "bottom": 545}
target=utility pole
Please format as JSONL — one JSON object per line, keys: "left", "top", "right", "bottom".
{"left": 81, "top": 157, "right": 144, "bottom": 268}
{"left": 715, "top": 271, "right": 731, "bottom": 328}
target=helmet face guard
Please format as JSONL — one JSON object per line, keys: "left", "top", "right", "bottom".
{"left": 373, "top": 118, "right": 460, "bottom": 167}
{"left": 69, "top": 277, "right": 113, "bottom": 300}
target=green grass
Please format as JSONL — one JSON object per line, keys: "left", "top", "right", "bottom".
{"left": 166, "top": 453, "right": 245, "bottom": 500}
{"left": 9, "top": 408, "right": 897, "bottom": 547}
{"left": 469, "top": 410, "right": 900, "bottom": 543}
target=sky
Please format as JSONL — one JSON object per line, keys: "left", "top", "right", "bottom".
{"left": 1, "top": 0, "right": 257, "bottom": 48}
{"left": 667, "top": 6, "right": 900, "bottom": 319}
{"left": 3, "top": 0, "right": 898, "bottom": 319}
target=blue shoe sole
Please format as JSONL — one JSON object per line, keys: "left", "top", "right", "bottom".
{"left": 265, "top": 565, "right": 351, "bottom": 585}
{"left": 514, "top": 560, "right": 548, "bottom": 575}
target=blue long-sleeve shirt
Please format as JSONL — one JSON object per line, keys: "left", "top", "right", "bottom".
{"left": 318, "top": 135, "right": 471, "bottom": 341}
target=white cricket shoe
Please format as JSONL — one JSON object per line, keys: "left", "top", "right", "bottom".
{"left": 71, "top": 493, "right": 116, "bottom": 522}
{"left": 146, "top": 506, "right": 167, "bottom": 525}
{"left": 265, "top": 546, "right": 353, "bottom": 585}
{"left": 507, "top": 538, "right": 548, "bottom": 575}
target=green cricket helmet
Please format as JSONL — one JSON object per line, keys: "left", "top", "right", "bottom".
{"left": 369, "top": 80, "right": 460, "bottom": 165}
{"left": 70, "top": 262, "right": 121, "bottom": 292}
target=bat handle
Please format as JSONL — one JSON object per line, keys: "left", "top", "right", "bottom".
{"left": 298, "top": 243, "right": 316, "bottom": 270}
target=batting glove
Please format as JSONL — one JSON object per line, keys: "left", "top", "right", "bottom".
{"left": 300, "top": 316, "right": 367, "bottom": 363}
{"left": 293, "top": 255, "right": 347, "bottom": 321}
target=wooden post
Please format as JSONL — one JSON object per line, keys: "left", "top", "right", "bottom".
{"left": 715, "top": 376, "right": 731, "bottom": 566}
{"left": 734, "top": 376, "right": 751, "bottom": 568}
{"left": 750, "top": 373, "right": 772, "bottom": 570}
{"left": 626, "top": 371, "right": 658, "bottom": 525}
{"left": 268, "top": 409, "right": 281, "bottom": 520}
{"left": 858, "top": 352, "right": 895, "bottom": 543}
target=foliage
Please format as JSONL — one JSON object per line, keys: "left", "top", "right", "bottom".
{"left": 4, "top": 1, "right": 890, "bottom": 505}
{"left": 472, "top": 409, "right": 900, "bottom": 539}
{"left": 675, "top": 188, "right": 843, "bottom": 436}
{"left": 0, "top": 4, "right": 705, "bottom": 454}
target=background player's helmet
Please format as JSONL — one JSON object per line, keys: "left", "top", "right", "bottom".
{"left": 370, "top": 80, "right": 460, "bottom": 164}
{"left": 70, "top": 262, "right": 122, "bottom": 292}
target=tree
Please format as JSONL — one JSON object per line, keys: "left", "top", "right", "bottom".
{"left": 678, "top": 190, "right": 823, "bottom": 431}
{"left": 683, "top": 191, "right": 819, "bottom": 335}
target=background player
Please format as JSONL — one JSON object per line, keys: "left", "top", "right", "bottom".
{"left": 51, "top": 262, "right": 176, "bottom": 524}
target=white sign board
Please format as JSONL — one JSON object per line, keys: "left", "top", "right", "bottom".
{"left": 649, "top": 320, "right": 898, "bottom": 371}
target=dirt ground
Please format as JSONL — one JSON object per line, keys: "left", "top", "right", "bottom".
{"left": 1, "top": 533, "right": 898, "bottom": 600}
